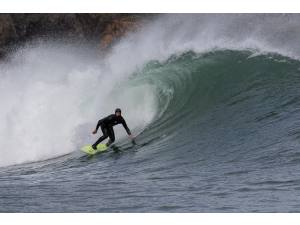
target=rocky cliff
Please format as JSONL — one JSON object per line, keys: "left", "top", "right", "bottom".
{"left": 0, "top": 14, "right": 153, "bottom": 57}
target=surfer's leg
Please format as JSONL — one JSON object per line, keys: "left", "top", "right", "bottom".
{"left": 106, "top": 127, "right": 115, "bottom": 146}
{"left": 92, "top": 126, "right": 109, "bottom": 149}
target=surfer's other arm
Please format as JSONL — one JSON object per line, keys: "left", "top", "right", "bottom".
{"left": 121, "top": 117, "right": 134, "bottom": 140}
{"left": 121, "top": 118, "right": 131, "bottom": 136}
{"left": 92, "top": 117, "right": 106, "bottom": 134}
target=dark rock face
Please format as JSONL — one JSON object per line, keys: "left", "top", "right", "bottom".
{"left": 0, "top": 14, "right": 153, "bottom": 57}
{"left": 0, "top": 14, "right": 17, "bottom": 56}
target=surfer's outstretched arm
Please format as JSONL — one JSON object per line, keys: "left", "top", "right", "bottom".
{"left": 121, "top": 117, "right": 132, "bottom": 135}
{"left": 121, "top": 117, "right": 135, "bottom": 142}
{"left": 92, "top": 117, "right": 106, "bottom": 134}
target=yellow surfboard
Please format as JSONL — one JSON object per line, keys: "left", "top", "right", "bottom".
{"left": 81, "top": 143, "right": 108, "bottom": 155}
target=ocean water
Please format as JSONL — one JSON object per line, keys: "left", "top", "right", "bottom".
{"left": 1, "top": 14, "right": 300, "bottom": 212}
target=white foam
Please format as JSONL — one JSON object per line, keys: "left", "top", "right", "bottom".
{"left": 0, "top": 43, "right": 157, "bottom": 167}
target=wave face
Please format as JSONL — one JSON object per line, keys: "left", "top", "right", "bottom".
{"left": 1, "top": 14, "right": 300, "bottom": 212}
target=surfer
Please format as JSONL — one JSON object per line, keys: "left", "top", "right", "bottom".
{"left": 91, "top": 108, "right": 133, "bottom": 149}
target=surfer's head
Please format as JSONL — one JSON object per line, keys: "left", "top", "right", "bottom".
{"left": 115, "top": 108, "right": 121, "bottom": 116}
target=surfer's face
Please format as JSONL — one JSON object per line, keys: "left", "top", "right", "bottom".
{"left": 115, "top": 112, "right": 121, "bottom": 117}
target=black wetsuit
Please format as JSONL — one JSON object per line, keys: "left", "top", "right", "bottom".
{"left": 92, "top": 114, "right": 131, "bottom": 149}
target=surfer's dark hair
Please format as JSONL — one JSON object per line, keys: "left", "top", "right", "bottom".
{"left": 115, "top": 108, "right": 121, "bottom": 113}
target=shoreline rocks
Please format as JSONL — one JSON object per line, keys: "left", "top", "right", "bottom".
{"left": 0, "top": 14, "right": 155, "bottom": 58}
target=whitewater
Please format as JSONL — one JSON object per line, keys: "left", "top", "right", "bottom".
{"left": 1, "top": 14, "right": 300, "bottom": 212}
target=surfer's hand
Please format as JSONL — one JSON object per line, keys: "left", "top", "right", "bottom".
{"left": 92, "top": 129, "right": 97, "bottom": 134}
{"left": 129, "top": 135, "right": 136, "bottom": 145}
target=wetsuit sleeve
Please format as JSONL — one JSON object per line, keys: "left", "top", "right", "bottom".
{"left": 95, "top": 117, "right": 105, "bottom": 132}
{"left": 121, "top": 118, "right": 131, "bottom": 135}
